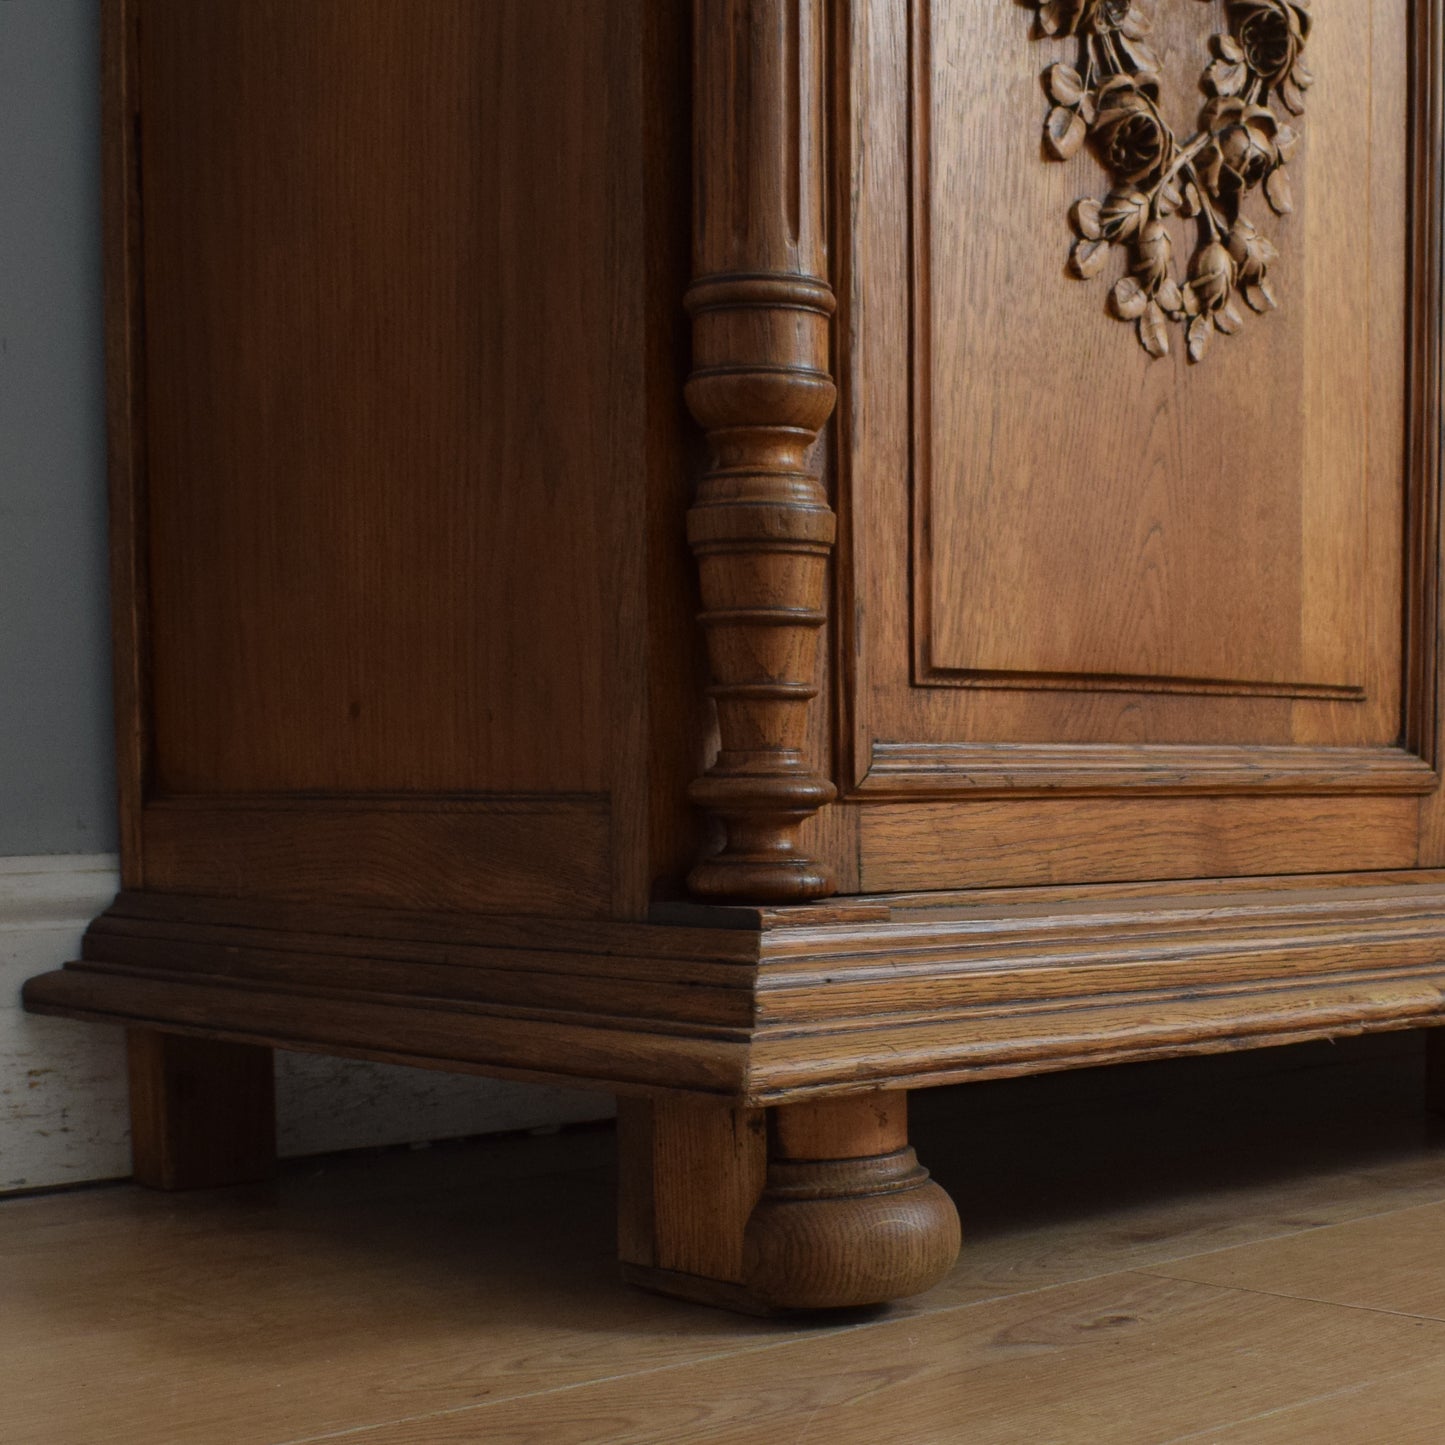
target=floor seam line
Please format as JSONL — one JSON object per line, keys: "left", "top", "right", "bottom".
{"left": 1131, "top": 1268, "right": 1445, "bottom": 1324}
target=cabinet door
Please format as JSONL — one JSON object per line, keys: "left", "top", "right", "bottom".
{"left": 839, "top": 0, "right": 1443, "bottom": 892}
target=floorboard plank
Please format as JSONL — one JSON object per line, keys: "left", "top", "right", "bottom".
{"left": 317, "top": 1275, "right": 1445, "bottom": 1445}
{"left": 1143, "top": 1199, "right": 1445, "bottom": 1319}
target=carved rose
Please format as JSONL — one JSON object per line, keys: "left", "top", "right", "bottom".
{"left": 1200, "top": 98, "right": 1280, "bottom": 195}
{"left": 1028, "top": 0, "right": 1310, "bottom": 361}
{"left": 1132, "top": 221, "right": 1173, "bottom": 291}
{"left": 1037, "top": 0, "right": 1133, "bottom": 37}
{"left": 1093, "top": 77, "right": 1171, "bottom": 183}
{"left": 1190, "top": 241, "right": 1238, "bottom": 313}
{"left": 1227, "top": 215, "right": 1282, "bottom": 311}
{"left": 1229, "top": 0, "right": 1312, "bottom": 88}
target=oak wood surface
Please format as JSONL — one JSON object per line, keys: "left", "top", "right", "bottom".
{"left": 105, "top": 0, "right": 687, "bottom": 918}
{"left": 137, "top": 0, "right": 629, "bottom": 801}
{"left": 743, "top": 1090, "right": 960, "bottom": 1309}
{"left": 617, "top": 1094, "right": 766, "bottom": 1285}
{"left": 830, "top": 0, "right": 1438, "bottom": 896}
{"left": 25, "top": 871, "right": 1445, "bottom": 1105}
{"left": 349, "top": 1276, "right": 1445, "bottom": 1445}
{"left": 126, "top": 1030, "right": 276, "bottom": 1190}
{"left": 683, "top": 0, "right": 840, "bottom": 902}
{"left": 1146, "top": 1196, "right": 1445, "bottom": 1318}
{"left": 138, "top": 795, "right": 613, "bottom": 917}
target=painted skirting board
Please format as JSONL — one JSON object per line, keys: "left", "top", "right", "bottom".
{"left": 0, "top": 855, "right": 613, "bottom": 1192}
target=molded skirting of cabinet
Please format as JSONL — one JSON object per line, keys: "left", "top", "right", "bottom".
{"left": 26, "top": 871, "right": 1445, "bottom": 1107}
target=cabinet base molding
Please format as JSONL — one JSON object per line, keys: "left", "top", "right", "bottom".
{"left": 25, "top": 873, "right": 1445, "bottom": 1105}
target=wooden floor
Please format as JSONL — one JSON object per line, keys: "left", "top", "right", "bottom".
{"left": 5, "top": 1036, "right": 1445, "bottom": 1444}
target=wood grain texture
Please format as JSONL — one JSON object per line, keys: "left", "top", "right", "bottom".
{"left": 858, "top": 795, "right": 1421, "bottom": 892}
{"left": 139, "top": 795, "right": 612, "bottom": 918}
{"left": 24, "top": 872, "right": 1445, "bottom": 1107}
{"left": 684, "top": 0, "right": 840, "bottom": 902}
{"left": 831, "top": 0, "right": 1434, "bottom": 891}
{"left": 126, "top": 1029, "right": 275, "bottom": 1190}
{"left": 137, "top": 0, "right": 632, "bottom": 800}
{"left": 859, "top": 741, "right": 1438, "bottom": 798}
{"left": 743, "top": 1091, "right": 959, "bottom": 1310}
{"left": 771, "top": 1088, "right": 905, "bottom": 1160}
{"left": 617, "top": 1094, "right": 766, "bottom": 1285}
{"left": 336, "top": 1275, "right": 1445, "bottom": 1444}
{"left": 621, "top": 1090, "right": 958, "bottom": 1312}
{"left": 52, "top": 0, "right": 1445, "bottom": 1326}
{"left": 1146, "top": 1196, "right": 1445, "bottom": 1319}
{"left": 103, "top": 0, "right": 677, "bottom": 920}
{"left": 1203, "top": 1365, "right": 1445, "bottom": 1445}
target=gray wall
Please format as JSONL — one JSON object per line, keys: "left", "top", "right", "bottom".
{"left": 0, "top": 0, "right": 115, "bottom": 856}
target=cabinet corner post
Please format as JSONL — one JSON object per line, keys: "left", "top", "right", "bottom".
{"left": 684, "top": 0, "right": 839, "bottom": 903}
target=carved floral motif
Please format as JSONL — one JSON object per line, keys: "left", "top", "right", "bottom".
{"left": 1029, "top": 0, "right": 1314, "bottom": 361}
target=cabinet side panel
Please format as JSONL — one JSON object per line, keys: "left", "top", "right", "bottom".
{"left": 136, "top": 0, "right": 639, "bottom": 798}
{"left": 117, "top": 0, "right": 649, "bottom": 915}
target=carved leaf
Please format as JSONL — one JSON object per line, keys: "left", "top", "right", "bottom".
{"left": 1214, "top": 299, "right": 1246, "bottom": 335}
{"left": 1245, "top": 278, "right": 1278, "bottom": 313}
{"left": 1071, "top": 198, "right": 1103, "bottom": 240}
{"left": 1265, "top": 166, "right": 1294, "bottom": 215}
{"left": 1188, "top": 314, "right": 1213, "bottom": 363}
{"left": 1101, "top": 189, "right": 1150, "bottom": 242}
{"left": 1138, "top": 301, "right": 1171, "bottom": 359}
{"left": 1206, "top": 58, "right": 1248, "bottom": 97}
{"left": 1279, "top": 76, "right": 1307, "bottom": 115}
{"left": 1121, "top": 38, "right": 1162, "bottom": 74}
{"left": 1046, "top": 106, "right": 1088, "bottom": 161}
{"left": 1112, "top": 275, "right": 1150, "bottom": 320}
{"left": 1157, "top": 277, "right": 1185, "bottom": 319}
{"left": 1046, "top": 63, "right": 1085, "bottom": 107}
{"left": 1071, "top": 236, "right": 1110, "bottom": 278}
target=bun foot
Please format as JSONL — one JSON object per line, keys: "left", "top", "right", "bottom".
{"left": 744, "top": 1145, "right": 960, "bottom": 1310}
{"left": 618, "top": 1089, "right": 960, "bottom": 1314}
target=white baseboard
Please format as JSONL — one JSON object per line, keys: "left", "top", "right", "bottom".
{"left": 0, "top": 854, "right": 613, "bottom": 1193}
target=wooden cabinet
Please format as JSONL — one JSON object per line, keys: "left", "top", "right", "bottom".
{"left": 24, "top": 0, "right": 1445, "bottom": 1313}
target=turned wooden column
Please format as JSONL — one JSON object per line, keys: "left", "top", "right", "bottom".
{"left": 685, "top": 0, "right": 838, "bottom": 903}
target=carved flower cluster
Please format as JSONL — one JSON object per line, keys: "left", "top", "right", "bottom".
{"left": 1030, "top": 0, "right": 1313, "bottom": 362}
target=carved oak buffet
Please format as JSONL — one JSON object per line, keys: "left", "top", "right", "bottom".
{"left": 24, "top": 0, "right": 1445, "bottom": 1312}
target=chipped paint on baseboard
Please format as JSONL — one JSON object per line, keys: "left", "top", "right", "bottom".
{"left": 1, "top": 854, "right": 614, "bottom": 1193}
